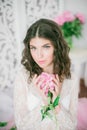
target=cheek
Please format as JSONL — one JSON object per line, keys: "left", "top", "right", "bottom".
{"left": 30, "top": 51, "right": 36, "bottom": 60}
{"left": 49, "top": 54, "right": 54, "bottom": 61}
{"left": 46, "top": 51, "right": 54, "bottom": 59}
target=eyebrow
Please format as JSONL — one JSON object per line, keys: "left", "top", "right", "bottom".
{"left": 42, "top": 43, "right": 51, "bottom": 46}
{"left": 30, "top": 43, "right": 51, "bottom": 47}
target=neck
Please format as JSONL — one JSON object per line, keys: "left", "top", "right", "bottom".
{"left": 43, "top": 68, "right": 53, "bottom": 74}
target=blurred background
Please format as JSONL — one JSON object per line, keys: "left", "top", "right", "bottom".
{"left": 0, "top": 0, "right": 87, "bottom": 129}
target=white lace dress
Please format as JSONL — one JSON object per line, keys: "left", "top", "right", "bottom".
{"left": 14, "top": 67, "right": 79, "bottom": 130}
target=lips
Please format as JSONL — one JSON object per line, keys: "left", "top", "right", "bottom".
{"left": 38, "top": 60, "right": 45, "bottom": 64}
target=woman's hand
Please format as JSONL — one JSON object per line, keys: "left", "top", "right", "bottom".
{"left": 32, "top": 74, "right": 49, "bottom": 105}
{"left": 32, "top": 73, "right": 62, "bottom": 105}
{"left": 49, "top": 74, "right": 62, "bottom": 102}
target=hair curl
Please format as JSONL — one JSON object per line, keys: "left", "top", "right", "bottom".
{"left": 21, "top": 18, "right": 71, "bottom": 81}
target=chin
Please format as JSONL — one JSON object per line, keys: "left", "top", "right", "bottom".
{"left": 38, "top": 64, "right": 46, "bottom": 69}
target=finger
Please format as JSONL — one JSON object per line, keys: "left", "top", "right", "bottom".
{"left": 32, "top": 74, "right": 37, "bottom": 85}
{"left": 51, "top": 78, "right": 59, "bottom": 93}
{"left": 43, "top": 84, "right": 49, "bottom": 96}
{"left": 52, "top": 75, "right": 62, "bottom": 91}
{"left": 32, "top": 74, "right": 37, "bottom": 80}
{"left": 49, "top": 80, "right": 61, "bottom": 96}
{"left": 33, "top": 74, "right": 42, "bottom": 85}
{"left": 55, "top": 74, "right": 62, "bottom": 87}
{"left": 52, "top": 77, "right": 59, "bottom": 86}
{"left": 37, "top": 78, "right": 45, "bottom": 89}
{"left": 55, "top": 74, "right": 60, "bottom": 82}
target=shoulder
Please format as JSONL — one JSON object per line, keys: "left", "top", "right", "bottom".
{"left": 14, "top": 65, "right": 31, "bottom": 94}
{"left": 15, "top": 65, "right": 30, "bottom": 83}
{"left": 64, "top": 72, "right": 79, "bottom": 86}
{"left": 60, "top": 72, "right": 79, "bottom": 99}
{"left": 70, "top": 72, "right": 79, "bottom": 90}
{"left": 18, "top": 65, "right": 29, "bottom": 77}
{"left": 71, "top": 72, "right": 78, "bottom": 81}
{"left": 62, "top": 72, "right": 79, "bottom": 94}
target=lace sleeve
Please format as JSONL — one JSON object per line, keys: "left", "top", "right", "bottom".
{"left": 14, "top": 68, "right": 79, "bottom": 130}
{"left": 14, "top": 69, "right": 42, "bottom": 130}
{"left": 57, "top": 75, "right": 79, "bottom": 130}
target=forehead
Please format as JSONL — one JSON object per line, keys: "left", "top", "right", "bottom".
{"left": 30, "top": 37, "right": 53, "bottom": 46}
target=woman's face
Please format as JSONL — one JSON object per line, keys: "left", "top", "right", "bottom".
{"left": 30, "top": 37, "right": 54, "bottom": 73}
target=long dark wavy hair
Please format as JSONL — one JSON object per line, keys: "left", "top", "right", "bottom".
{"left": 21, "top": 18, "right": 71, "bottom": 81}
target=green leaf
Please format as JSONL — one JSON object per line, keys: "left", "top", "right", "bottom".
{"left": 0, "top": 122, "right": 7, "bottom": 127}
{"left": 60, "top": 17, "right": 83, "bottom": 48}
{"left": 48, "top": 91, "right": 53, "bottom": 98}
{"left": 41, "top": 92, "right": 60, "bottom": 121}
{"left": 49, "top": 104, "right": 54, "bottom": 110}
{"left": 41, "top": 108, "right": 49, "bottom": 120}
{"left": 10, "top": 126, "right": 17, "bottom": 130}
{"left": 48, "top": 96, "right": 51, "bottom": 104}
{"left": 47, "top": 91, "right": 53, "bottom": 104}
{"left": 53, "top": 95, "right": 60, "bottom": 108}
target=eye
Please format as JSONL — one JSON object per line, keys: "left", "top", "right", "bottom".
{"left": 30, "top": 46, "right": 36, "bottom": 50}
{"left": 43, "top": 45, "right": 51, "bottom": 48}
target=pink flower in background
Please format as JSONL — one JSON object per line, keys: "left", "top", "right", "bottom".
{"left": 54, "top": 11, "right": 75, "bottom": 25}
{"left": 54, "top": 11, "right": 85, "bottom": 48}
{"left": 63, "top": 11, "right": 75, "bottom": 22}
{"left": 75, "top": 13, "right": 85, "bottom": 24}
{"left": 54, "top": 15, "right": 65, "bottom": 25}
{"left": 39, "top": 72, "right": 55, "bottom": 95}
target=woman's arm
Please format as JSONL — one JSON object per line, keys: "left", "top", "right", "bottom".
{"left": 56, "top": 76, "right": 79, "bottom": 130}
{"left": 14, "top": 69, "right": 41, "bottom": 130}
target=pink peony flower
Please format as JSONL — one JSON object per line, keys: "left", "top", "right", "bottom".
{"left": 54, "top": 11, "right": 85, "bottom": 48}
{"left": 63, "top": 11, "right": 75, "bottom": 22}
{"left": 39, "top": 72, "right": 55, "bottom": 95}
{"left": 40, "top": 73, "right": 60, "bottom": 121}
{"left": 54, "top": 11, "right": 75, "bottom": 25}
{"left": 54, "top": 15, "right": 65, "bottom": 25}
{"left": 75, "top": 13, "right": 85, "bottom": 24}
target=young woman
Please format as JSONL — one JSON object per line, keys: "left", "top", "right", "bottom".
{"left": 14, "top": 18, "right": 79, "bottom": 130}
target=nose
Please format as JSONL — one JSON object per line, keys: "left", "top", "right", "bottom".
{"left": 37, "top": 49, "right": 43, "bottom": 59}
